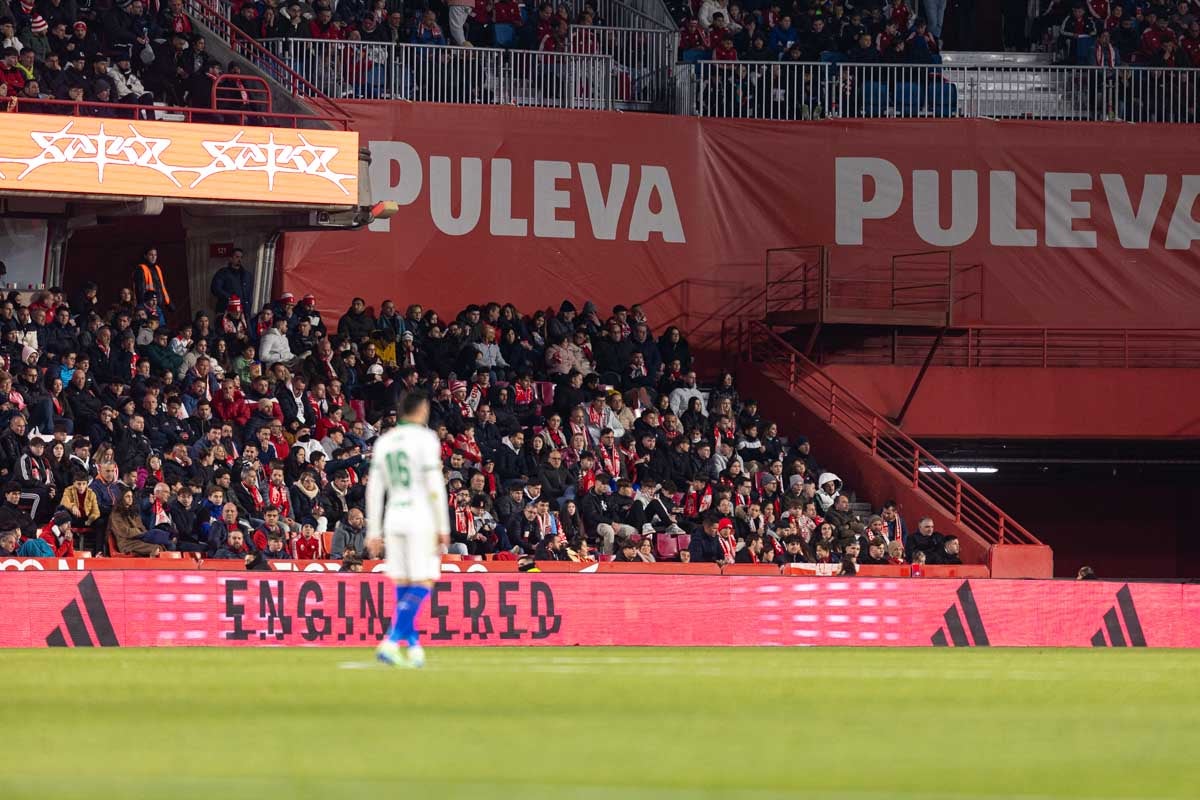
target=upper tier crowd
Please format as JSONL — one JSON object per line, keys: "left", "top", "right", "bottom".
{"left": 3, "top": 0, "right": 1198, "bottom": 116}
{"left": 0, "top": 245, "right": 963, "bottom": 573}
{"left": 0, "top": 0, "right": 245, "bottom": 115}
{"left": 672, "top": 0, "right": 1200, "bottom": 66}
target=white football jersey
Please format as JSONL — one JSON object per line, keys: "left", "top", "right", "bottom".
{"left": 365, "top": 422, "right": 449, "bottom": 540}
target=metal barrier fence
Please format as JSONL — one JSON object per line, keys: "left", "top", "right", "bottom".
{"left": 677, "top": 60, "right": 831, "bottom": 120}
{"left": 567, "top": 25, "right": 678, "bottom": 109}
{"left": 677, "top": 61, "right": 1200, "bottom": 123}
{"left": 260, "top": 39, "right": 614, "bottom": 110}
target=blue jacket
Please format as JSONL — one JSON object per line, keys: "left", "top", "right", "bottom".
{"left": 769, "top": 27, "right": 799, "bottom": 54}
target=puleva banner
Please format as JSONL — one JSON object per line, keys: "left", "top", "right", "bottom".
{"left": 2, "top": 571, "right": 1197, "bottom": 648}
{"left": 0, "top": 113, "right": 359, "bottom": 205}
{"left": 281, "top": 104, "right": 1200, "bottom": 337}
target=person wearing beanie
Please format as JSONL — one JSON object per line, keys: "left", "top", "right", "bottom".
{"left": 38, "top": 509, "right": 75, "bottom": 557}
{"left": 25, "top": 15, "right": 50, "bottom": 62}
{"left": 221, "top": 296, "right": 249, "bottom": 346}
{"left": 68, "top": 20, "right": 99, "bottom": 62}
{"left": 107, "top": 42, "right": 153, "bottom": 107}
{"left": 548, "top": 300, "right": 577, "bottom": 340}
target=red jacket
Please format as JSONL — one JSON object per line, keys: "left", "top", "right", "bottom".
{"left": 493, "top": 0, "right": 521, "bottom": 23}
{"left": 679, "top": 27, "right": 710, "bottom": 51}
{"left": 295, "top": 535, "right": 323, "bottom": 560}
{"left": 40, "top": 523, "right": 75, "bottom": 558}
{"left": 214, "top": 390, "right": 252, "bottom": 426}
{"left": 309, "top": 19, "right": 344, "bottom": 40}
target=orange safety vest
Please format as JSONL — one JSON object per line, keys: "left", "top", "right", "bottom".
{"left": 135, "top": 262, "right": 170, "bottom": 307}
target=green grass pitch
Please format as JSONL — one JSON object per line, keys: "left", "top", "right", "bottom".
{"left": 1, "top": 647, "right": 1197, "bottom": 799}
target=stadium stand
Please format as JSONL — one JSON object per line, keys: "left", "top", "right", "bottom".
{"left": 5, "top": 0, "right": 1194, "bottom": 121}
{"left": 0, "top": 263, "right": 960, "bottom": 575}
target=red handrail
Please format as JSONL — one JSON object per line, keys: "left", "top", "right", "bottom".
{"left": 184, "top": 0, "right": 353, "bottom": 126}
{"left": 820, "top": 327, "right": 1200, "bottom": 369}
{"left": 740, "top": 319, "right": 1043, "bottom": 547}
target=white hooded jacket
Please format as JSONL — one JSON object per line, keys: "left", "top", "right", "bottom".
{"left": 815, "top": 471, "right": 842, "bottom": 514}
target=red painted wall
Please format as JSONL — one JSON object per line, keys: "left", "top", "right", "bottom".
{"left": 824, "top": 366, "right": 1200, "bottom": 439}
{"left": 976, "top": 481, "right": 1199, "bottom": 580}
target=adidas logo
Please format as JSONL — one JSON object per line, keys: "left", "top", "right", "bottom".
{"left": 45, "top": 574, "right": 120, "bottom": 648}
{"left": 1090, "top": 585, "right": 1146, "bottom": 647}
{"left": 930, "top": 581, "right": 990, "bottom": 647}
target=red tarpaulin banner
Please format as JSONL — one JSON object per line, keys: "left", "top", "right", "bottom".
{"left": 2, "top": 571, "right": 1196, "bottom": 648}
{"left": 281, "top": 104, "right": 1200, "bottom": 342}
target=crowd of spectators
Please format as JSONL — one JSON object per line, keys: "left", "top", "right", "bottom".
{"left": 0, "top": 244, "right": 960, "bottom": 573}
{"left": 0, "top": 0, "right": 245, "bottom": 117}
{"left": 236, "top": 0, "right": 615, "bottom": 52}
{"left": 672, "top": 0, "right": 1200, "bottom": 67}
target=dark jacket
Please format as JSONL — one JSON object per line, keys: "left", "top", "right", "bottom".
{"left": 210, "top": 265, "right": 254, "bottom": 314}
{"left": 907, "top": 528, "right": 945, "bottom": 556}
{"left": 688, "top": 530, "right": 725, "bottom": 563}
{"left": 927, "top": 547, "right": 962, "bottom": 565}
{"left": 337, "top": 308, "right": 375, "bottom": 342}
{"left": 824, "top": 507, "right": 867, "bottom": 544}
{"left": 579, "top": 489, "right": 614, "bottom": 534}
{"left": 537, "top": 464, "right": 571, "bottom": 504}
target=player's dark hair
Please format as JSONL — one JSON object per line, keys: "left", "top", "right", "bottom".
{"left": 401, "top": 389, "right": 429, "bottom": 416}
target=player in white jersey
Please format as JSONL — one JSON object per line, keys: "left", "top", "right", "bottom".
{"left": 368, "top": 391, "right": 449, "bottom": 669}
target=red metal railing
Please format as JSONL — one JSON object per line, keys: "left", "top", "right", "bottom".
{"left": 737, "top": 319, "right": 1042, "bottom": 546}
{"left": 763, "top": 245, "right": 984, "bottom": 323}
{"left": 6, "top": 95, "right": 344, "bottom": 129}
{"left": 184, "top": 0, "right": 353, "bottom": 126}
{"left": 819, "top": 327, "right": 1200, "bottom": 369}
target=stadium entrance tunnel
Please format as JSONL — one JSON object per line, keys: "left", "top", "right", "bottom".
{"left": 0, "top": 145, "right": 393, "bottom": 320}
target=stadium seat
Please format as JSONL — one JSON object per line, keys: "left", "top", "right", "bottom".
{"left": 674, "top": 533, "right": 691, "bottom": 553}
{"left": 655, "top": 533, "right": 678, "bottom": 560}
{"left": 319, "top": 532, "right": 334, "bottom": 558}
{"left": 493, "top": 23, "right": 516, "bottom": 48}
{"left": 106, "top": 531, "right": 136, "bottom": 558}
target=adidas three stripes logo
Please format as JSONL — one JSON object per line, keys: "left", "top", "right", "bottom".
{"left": 1090, "top": 585, "right": 1146, "bottom": 647}
{"left": 930, "top": 582, "right": 990, "bottom": 647}
{"left": 45, "top": 574, "right": 120, "bottom": 648}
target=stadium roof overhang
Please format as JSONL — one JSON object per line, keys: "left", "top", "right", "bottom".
{"left": 0, "top": 113, "right": 391, "bottom": 232}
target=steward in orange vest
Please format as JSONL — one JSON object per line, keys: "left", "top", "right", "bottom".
{"left": 132, "top": 247, "right": 173, "bottom": 311}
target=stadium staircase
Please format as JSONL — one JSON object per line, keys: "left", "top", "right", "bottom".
{"left": 729, "top": 316, "right": 1053, "bottom": 578}
{"left": 183, "top": 0, "right": 353, "bottom": 128}
{"left": 720, "top": 245, "right": 1051, "bottom": 575}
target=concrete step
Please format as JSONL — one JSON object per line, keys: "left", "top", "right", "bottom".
{"left": 941, "top": 50, "right": 1054, "bottom": 66}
